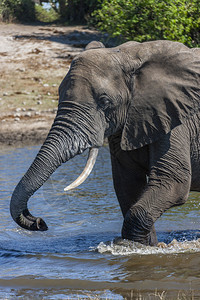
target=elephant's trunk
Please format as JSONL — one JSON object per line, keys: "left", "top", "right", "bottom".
{"left": 10, "top": 136, "right": 68, "bottom": 231}
{"left": 10, "top": 101, "right": 103, "bottom": 231}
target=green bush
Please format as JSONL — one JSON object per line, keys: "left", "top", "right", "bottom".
{"left": 0, "top": 0, "right": 35, "bottom": 22}
{"left": 35, "top": 4, "right": 59, "bottom": 23}
{"left": 92, "top": 0, "right": 200, "bottom": 47}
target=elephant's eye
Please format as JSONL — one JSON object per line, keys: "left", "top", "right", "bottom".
{"left": 98, "top": 96, "right": 111, "bottom": 110}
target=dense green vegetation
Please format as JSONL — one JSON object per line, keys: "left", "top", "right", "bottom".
{"left": 0, "top": 0, "right": 36, "bottom": 22}
{"left": 0, "top": 0, "right": 103, "bottom": 23}
{"left": 0, "top": 0, "right": 199, "bottom": 47}
{"left": 35, "top": 3, "right": 59, "bottom": 22}
{"left": 93, "top": 0, "right": 200, "bottom": 47}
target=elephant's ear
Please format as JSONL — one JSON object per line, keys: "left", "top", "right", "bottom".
{"left": 85, "top": 41, "right": 105, "bottom": 50}
{"left": 120, "top": 41, "right": 200, "bottom": 150}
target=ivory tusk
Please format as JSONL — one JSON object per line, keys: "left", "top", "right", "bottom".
{"left": 64, "top": 147, "right": 99, "bottom": 192}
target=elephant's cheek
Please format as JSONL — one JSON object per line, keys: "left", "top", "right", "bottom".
{"left": 121, "top": 207, "right": 154, "bottom": 246}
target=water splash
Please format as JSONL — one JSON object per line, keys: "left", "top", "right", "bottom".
{"left": 92, "top": 237, "right": 200, "bottom": 256}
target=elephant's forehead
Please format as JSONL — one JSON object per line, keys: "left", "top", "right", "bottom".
{"left": 77, "top": 48, "right": 110, "bottom": 63}
{"left": 72, "top": 49, "right": 121, "bottom": 76}
{"left": 59, "top": 49, "right": 124, "bottom": 102}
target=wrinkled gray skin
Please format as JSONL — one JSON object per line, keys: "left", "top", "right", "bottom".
{"left": 10, "top": 40, "right": 200, "bottom": 246}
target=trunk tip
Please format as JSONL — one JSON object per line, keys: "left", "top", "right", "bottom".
{"left": 15, "top": 211, "right": 48, "bottom": 231}
{"left": 36, "top": 217, "right": 48, "bottom": 231}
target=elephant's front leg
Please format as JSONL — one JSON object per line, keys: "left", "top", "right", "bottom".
{"left": 109, "top": 137, "right": 158, "bottom": 245}
{"left": 122, "top": 129, "right": 192, "bottom": 246}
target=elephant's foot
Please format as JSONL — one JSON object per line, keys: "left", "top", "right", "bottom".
{"left": 122, "top": 206, "right": 157, "bottom": 246}
{"left": 16, "top": 209, "right": 48, "bottom": 231}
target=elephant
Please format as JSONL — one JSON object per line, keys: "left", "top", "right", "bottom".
{"left": 10, "top": 40, "right": 200, "bottom": 246}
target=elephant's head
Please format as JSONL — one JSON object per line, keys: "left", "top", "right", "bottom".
{"left": 10, "top": 40, "right": 200, "bottom": 235}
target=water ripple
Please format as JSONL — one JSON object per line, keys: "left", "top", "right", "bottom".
{"left": 93, "top": 237, "right": 200, "bottom": 256}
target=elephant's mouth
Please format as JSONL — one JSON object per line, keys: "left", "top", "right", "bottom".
{"left": 64, "top": 147, "right": 99, "bottom": 191}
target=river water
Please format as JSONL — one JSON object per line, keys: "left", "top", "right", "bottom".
{"left": 0, "top": 145, "right": 200, "bottom": 299}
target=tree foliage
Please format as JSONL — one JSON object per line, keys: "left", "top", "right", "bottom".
{"left": 35, "top": 3, "right": 59, "bottom": 22}
{"left": 58, "top": 0, "right": 103, "bottom": 23}
{"left": 0, "top": 0, "right": 35, "bottom": 22}
{"left": 92, "top": 0, "right": 200, "bottom": 47}
{"left": 1, "top": 0, "right": 199, "bottom": 48}
{"left": 0, "top": 0, "right": 103, "bottom": 23}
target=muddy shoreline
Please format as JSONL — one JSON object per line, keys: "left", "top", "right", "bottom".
{"left": 0, "top": 110, "right": 55, "bottom": 147}
{"left": 0, "top": 23, "right": 108, "bottom": 147}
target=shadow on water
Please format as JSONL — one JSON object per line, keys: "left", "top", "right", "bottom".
{"left": 1, "top": 229, "right": 199, "bottom": 259}
{"left": 0, "top": 232, "right": 117, "bottom": 255}
{"left": 158, "top": 229, "right": 200, "bottom": 243}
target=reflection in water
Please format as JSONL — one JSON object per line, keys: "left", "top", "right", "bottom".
{"left": 0, "top": 145, "right": 200, "bottom": 299}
